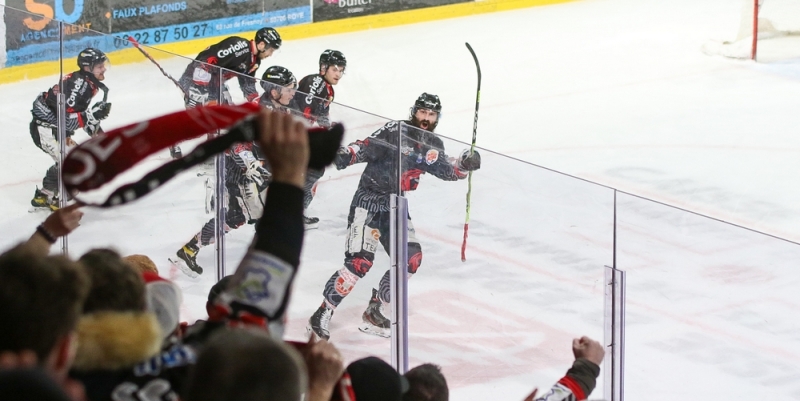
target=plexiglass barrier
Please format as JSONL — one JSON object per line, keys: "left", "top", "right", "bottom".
{"left": 616, "top": 192, "right": 800, "bottom": 401}
{"left": 398, "top": 122, "right": 614, "bottom": 399}
{"left": 7, "top": 5, "right": 800, "bottom": 399}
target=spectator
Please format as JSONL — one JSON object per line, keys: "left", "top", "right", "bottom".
{"left": 527, "top": 336, "right": 604, "bottom": 401}
{"left": 25, "top": 203, "right": 84, "bottom": 254}
{"left": 70, "top": 248, "right": 163, "bottom": 401}
{"left": 295, "top": 336, "right": 344, "bottom": 401}
{"left": 184, "top": 327, "right": 307, "bottom": 401}
{"left": 122, "top": 254, "right": 159, "bottom": 275}
{"left": 403, "top": 363, "right": 449, "bottom": 401}
{"left": 141, "top": 271, "right": 183, "bottom": 344}
{"left": 0, "top": 243, "right": 89, "bottom": 390}
{"left": 0, "top": 367, "right": 74, "bottom": 401}
{"left": 342, "top": 356, "right": 409, "bottom": 401}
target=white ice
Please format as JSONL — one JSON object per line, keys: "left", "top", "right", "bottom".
{"left": 1, "top": 0, "right": 800, "bottom": 399}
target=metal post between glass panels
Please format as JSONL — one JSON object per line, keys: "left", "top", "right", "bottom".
{"left": 390, "top": 194, "right": 409, "bottom": 374}
{"left": 214, "top": 72, "right": 226, "bottom": 281}
{"left": 57, "top": 21, "right": 68, "bottom": 255}
{"left": 604, "top": 265, "right": 626, "bottom": 401}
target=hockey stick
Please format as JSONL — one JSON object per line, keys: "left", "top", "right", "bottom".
{"left": 128, "top": 36, "right": 186, "bottom": 95}
{"left": 461, "top": 42, "right": 481, "bottom": 262}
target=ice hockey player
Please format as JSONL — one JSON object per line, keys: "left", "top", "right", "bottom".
{"left": 169, "top": 129, "right": 273, "bottom": 278}
{"left": 307, "top": 93, "right": 482, "bottom": 340}
{"left": 294, "top": 49, "right": 347, "bottom": 229}
{"left": 169, "top": 66, "right": 297, "bottom": 277}
{"left": 170, "top": 27, "right": 282, "bottom": 159}
{"left": 258, "top": 65, "right": 299, "bottom": 113}
{"left": 30, "top": 47, "right": 111, "bottom": 211}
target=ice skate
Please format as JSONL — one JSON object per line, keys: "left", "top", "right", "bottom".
{"left": 169, "top": 239, "right": 203, "bottom": 278}
{"left": 29, "top": 187, "right": 59, "bottom": 212}
{"left": 169, "top": 145, "right": 182, "bottom": 159}
{"left": 307, "top": 303, "right": 333, "bottom": 340}
{"left": 358, "top": 289, "right": 390, "bottom": 338}
{"left": 303, "top": 215, "right": 320, "bottom": 230}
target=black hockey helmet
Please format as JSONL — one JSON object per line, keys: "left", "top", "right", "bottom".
{"left": 77, "top": 48, "right": 108, "bottom": 70}
{"left": 412, "top": 93, "right": 442, "bottom": 114}
{"left": 260, "top": 65, "right": 297, "bottom": 91}
{"left": 319, "top": 49, "right": 347, "bottom": 68}
{"left": 255, "top": 27, "right": 282, "bottom": 49}
{"left": 409, "top": 93, "right": 442, "bottom": 131}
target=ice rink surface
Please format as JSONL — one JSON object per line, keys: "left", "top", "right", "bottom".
{"left": 2, "top": 0, "right": 800, "bottom": 399}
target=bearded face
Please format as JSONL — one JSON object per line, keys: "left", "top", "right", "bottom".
{"left": 412, "top": 108, "right": 439, "bottom": 131}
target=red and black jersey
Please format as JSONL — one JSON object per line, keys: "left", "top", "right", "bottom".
{"left": 179, "top": 36, "right": 261, "bottom": 102}
{"left": 294, "top": 73, "right": 334, "bottom": 126}
{"left": 333, "top": 120, "right": 467, "bottom": 213}
{"left": 31, "top": 70, "right": 100, "bottom": 131}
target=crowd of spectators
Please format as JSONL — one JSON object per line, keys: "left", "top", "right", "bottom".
{"left": 0, "top": 109, "right": 604, "bottom": 401}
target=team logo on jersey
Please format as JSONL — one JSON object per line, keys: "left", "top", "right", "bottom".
{"left": 305, "top": 76, "right": 324, "bottom": 105}
{"left": 65, "top": 77, "right": 86, "bottom": 107}
{"left": 217, "top": 41, "right": 248, "bottom": 58}
{"left": 425, "top": 149, "right": 439, "bottom": 165}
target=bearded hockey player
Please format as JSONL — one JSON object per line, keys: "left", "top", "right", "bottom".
{"left": 307, "top": 93, "right": 482, "bottom": 340}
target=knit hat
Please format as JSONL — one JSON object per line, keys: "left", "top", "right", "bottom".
{"left": 141, "top": 271, "right": 182, "bottom": 338}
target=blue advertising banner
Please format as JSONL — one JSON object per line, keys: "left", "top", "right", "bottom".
{"left": 4, "top": 1, "right": 310, "bottom": 66}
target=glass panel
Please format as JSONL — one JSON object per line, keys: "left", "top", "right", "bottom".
{"left": 400, "top": 121, "right": 614, "bottom": 399}
{"left": 291, "top": 104, "right": 400, "bottom": 360}
{"left": 618, "top": 192, "right": 800, "bottom": 401}
{"left": 0, "top": 6, "right": 64, "bottom": 251}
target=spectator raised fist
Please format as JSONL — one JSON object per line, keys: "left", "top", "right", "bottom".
{"left": 572, "top": 336, "right": 605, "bottom": 366}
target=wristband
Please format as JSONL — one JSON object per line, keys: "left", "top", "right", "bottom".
{"left": 36, "top": 224, "right": 57, "bottom": 244}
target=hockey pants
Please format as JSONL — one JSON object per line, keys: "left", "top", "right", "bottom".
{"left": 195, "top": 178, "right": 265, "bottom": 247}
{"left": 322, "top": 205, "right": 422, "bottom": 308}
{"left": 30, "top": 119, "right": 71, "bottom": 197}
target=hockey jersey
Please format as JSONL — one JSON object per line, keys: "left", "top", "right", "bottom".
{"left": 179, "top": 36, "right": 261, "bottom": 103}
{"left": 31, "top": 70, "right": 101, "bottom": 132}
{"left": 334, "top": 120, "right": 468, "bottom": 213}
{"left": 294, "top": 73, "right": 334, "bottom": 127}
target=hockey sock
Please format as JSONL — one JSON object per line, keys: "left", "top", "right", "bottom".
{"left": 42, "top": 164, "right": 59, "bottom": 194}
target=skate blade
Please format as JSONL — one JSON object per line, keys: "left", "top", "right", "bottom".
{"left": 306, "top": 324, "right": 329, "bottom": 341}
{"left": 28, "top": 206, "right": 52, "bottom": 213}
{"left": 358, "top": 323, "right": 390, "bottom": 338}
{"left": 304, "top": 223, "right": 319, "bottom": 231}
{"left": 169, "top": 257, "right": 199, "bottom": 279}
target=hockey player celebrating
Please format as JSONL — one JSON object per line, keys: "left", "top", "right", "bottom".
{"left": 258, "top": 65, "right": 299, "bottom": 113}
{"left": 294, "top": 49, "right": 347, "bottom": 228}
{"left": 170, "top": 27, "right": 282, "bottom": 158}
{"left": 30, "top": 48, "right": 111, "bottom": 211}
{"left": 169, "top": 67, "right": 298, "bottom": 278}
{"left": 307, "top": 93, "right": 482, "bottom": 340}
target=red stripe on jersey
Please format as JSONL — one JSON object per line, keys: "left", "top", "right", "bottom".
{"left": 557, "top": 376, "right": 587, "bottom": 400}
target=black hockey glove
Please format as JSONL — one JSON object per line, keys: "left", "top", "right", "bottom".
{"left": 85, "top": 122, "right": 103, "bottom": 137}
{"left": 86, "top": 101, "right": 111, "bottom": 124}
{"left": 186, "top": 86, "right": 210, "bottom": 108}
{"left": 334, "top": 145, "right": 359, "bottom": 170}
{"left": 459, "top": 150, "right": 481, "bottom": 171}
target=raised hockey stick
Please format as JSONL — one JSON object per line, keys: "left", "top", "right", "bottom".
{"left": 127, "top": 36, "right": 187, "bottom": 95}
{"left": 461, "top": 42, "right": 481, "bottom": 262}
